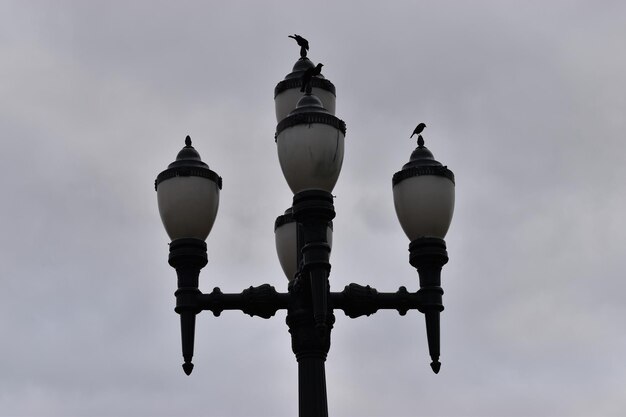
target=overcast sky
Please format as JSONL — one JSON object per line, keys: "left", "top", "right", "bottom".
{"left": 1, "top": 1, "right": 626, "bottom": 416}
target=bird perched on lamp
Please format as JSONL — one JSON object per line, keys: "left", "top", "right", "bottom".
{"left": 300, "top": 63, "right": 324, "bottom": 94}
{"left": 288, "top": 34, "right": 309, "bottom": 58}
{"left": 411, "top": 123, "right": 426, "bottom": 138}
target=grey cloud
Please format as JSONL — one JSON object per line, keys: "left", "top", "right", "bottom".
{"left": 1, "top": 1, "right": 625, "bottom": 416}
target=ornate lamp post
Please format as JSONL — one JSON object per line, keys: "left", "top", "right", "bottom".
{"left": 155, "top": 38, "right": 455, "bottom": 417}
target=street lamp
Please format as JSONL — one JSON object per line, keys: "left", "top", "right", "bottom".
{"left": 155, "top": 39, "right": 455, "bottom": 417}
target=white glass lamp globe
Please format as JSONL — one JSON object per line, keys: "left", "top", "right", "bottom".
{"left": 274, "top": 57, "right": 336, "bottom": 122}
{"left": 275, "top": 94, "right": 346, "bottom": 194}
{"left": 155, "top": 136, "right": 222, "bottom": 241}
{"left": 392, "top": 139, "right": 455, "bottom": 241}
{"left": 274, "top": 208, "right": 333, "bottom": 281}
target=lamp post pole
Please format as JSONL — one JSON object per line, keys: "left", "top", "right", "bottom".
{"left": 155, "top": 39, "right": 455, "bottom": 417}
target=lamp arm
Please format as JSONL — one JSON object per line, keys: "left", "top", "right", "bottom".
{"left": 197, "top": 285, "right": 290, "bottom": 319}
{"left": 330, "top": 283, "right": 438, "bottom": 318}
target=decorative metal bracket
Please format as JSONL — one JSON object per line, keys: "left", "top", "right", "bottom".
{"left": 198, "top": 285, "right": 289, "bottom": 319}
{"left": 331, "top": 284, "right": 423, "bottom": 318}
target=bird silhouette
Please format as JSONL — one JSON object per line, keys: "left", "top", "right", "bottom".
{"left": 300, "top": 63, "right": 324, "bottom": 93}
{"left": 411, "top": 123, "right": 426, "bottom": 138}
{"left": 288, "top": 34, "right": 309, "bottom": 58}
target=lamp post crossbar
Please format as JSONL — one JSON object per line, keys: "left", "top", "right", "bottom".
{"left": 191, "top": 283, "right": 438, "bottom": 320}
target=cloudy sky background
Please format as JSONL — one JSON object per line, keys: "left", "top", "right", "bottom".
{"left": 1, "top": 1, "right": 626, "bottom": 416}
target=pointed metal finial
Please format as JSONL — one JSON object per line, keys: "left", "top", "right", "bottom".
{"left": 417, "top": 135, "right": 425, "bottom": 148}
{"left": 185, "top": 135, "right": 192, "bottom": 147}
{"left": 430, "top": 360, "right": 441, "bottom": 374}
{"left": 182, "top": 361, "right": 194, "bottom": 376}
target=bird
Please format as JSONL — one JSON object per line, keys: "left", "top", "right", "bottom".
{"left": 288, "top": 34, "right": 309, "bottom": 58}
{"left": 300, "top": 63, "right": 324, "bottom": 93}
{"left": 410, "top": 123, "right": 426, "bottom": 138}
